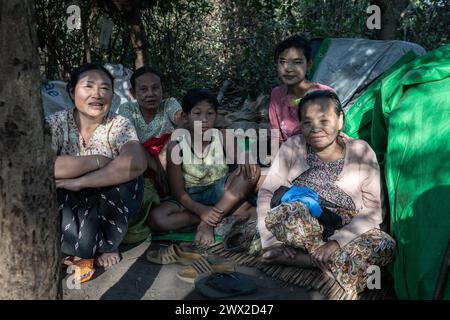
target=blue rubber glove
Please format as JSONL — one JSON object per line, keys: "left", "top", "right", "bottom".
{"left": 280, "top": 186, "right": 323, "bottom": 218}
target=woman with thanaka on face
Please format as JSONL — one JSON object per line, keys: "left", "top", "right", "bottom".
{"left": 120, "top": 66, "right": 183, "bottom": 142}
{"left": 146, "top": 89, "right": 260, "bottom": 247}
{"left": 46, "top": 63, "right": 147, "bottom": 273}
{"left": 269, "top": 35, "right": 334, "bottom": 144}
{"left": 119, "top": 66, "right": 183, "bottom": 194}
{"left": 257, "top": 90, "right": 396, "bottom": 295}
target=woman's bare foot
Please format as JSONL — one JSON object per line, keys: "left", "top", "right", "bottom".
{"left": 62, "top": 256, "right": 84, "bottom": 267}
{"left": 195, "top": 222, "right": 215, "bottom": 246}
{"left": 262, "top": 245, "right": 313, "bottom": 268}
{"left": 95, "top": 251, "right": 121, "bottom": 268}
{"left": 62, "top": 256, "right": 73, "bottom": 267}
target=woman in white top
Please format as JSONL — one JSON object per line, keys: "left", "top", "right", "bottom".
{"left": 46, "top": 63, "right": 147, "bottom": 272}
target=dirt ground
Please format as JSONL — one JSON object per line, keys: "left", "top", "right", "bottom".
{"left": 62, "top": 240, "right": 325, "bottom": 300}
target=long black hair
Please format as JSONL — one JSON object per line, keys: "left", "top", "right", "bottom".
{"left": 130, "top": 66, "right": 162, "bottom": 91}
{"left": 297, "top": 90, "right": 344, "bottom": 122}
{"left": 181, "top": 88, "right": 219, "bottom": 113}
{"left": 66, "top": 63, "right": 114, "bottom": 99}
{"left": 274, "top": 35, "right": 312, "bottom": 63}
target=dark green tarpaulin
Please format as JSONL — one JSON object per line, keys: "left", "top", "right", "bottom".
{"left": 345, "top": 45, "right": 450, "bottom": 299}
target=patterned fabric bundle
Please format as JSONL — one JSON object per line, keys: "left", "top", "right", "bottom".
{"left": 265, "top": 201, "right": 396, "bottom": 295}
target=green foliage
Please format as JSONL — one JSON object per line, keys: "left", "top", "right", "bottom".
{"left": 398, "top": 0, "right": 449, "bottom": 50}
{"left": 35, "top": 0, "right": 449, "bottom": 105}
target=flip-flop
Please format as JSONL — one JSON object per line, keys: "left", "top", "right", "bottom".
{"left": 195, "top": 272, "right": 257, "bottom": 299}
{"left": 177, "top": 258, "right": 235, "bottom": 284}
{"left": 146, "top": 244, "right": 203, "bottom": 265}
{"left": 66, "top": 258, "right": 95, "bottom": 284}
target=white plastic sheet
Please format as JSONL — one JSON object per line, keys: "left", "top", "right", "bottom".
{"left": 41, "top": 63, "right": 136, "bottom": 116}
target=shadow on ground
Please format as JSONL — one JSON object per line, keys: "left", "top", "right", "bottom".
{"left": 63, "top": 241, "right": 321, "bottom": 300}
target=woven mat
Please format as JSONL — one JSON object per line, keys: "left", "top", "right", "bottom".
{"left": 207, "top": 242, "right": 396, "bottom": 300}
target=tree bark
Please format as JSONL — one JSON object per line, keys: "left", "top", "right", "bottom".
{"left": 125, "top": 7, "right": 151, "bottom": 69}
{"left": 81, "top": 5, "right": 98, "bottom": 64}
{"left": 95, "top": 0, "right": 151, "bottom": 69}
{"left": 93, "top": 0, "right": 151, "bottom": 69}
{"left": 0, "top": 0, "right": 61, "bottom": 299}
{"left": 373, "top": 0, "right": 410, "bottom": 40}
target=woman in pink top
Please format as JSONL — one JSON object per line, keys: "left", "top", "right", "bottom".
{"left": 270, "top": 35, "right": 334, "bottom": 143}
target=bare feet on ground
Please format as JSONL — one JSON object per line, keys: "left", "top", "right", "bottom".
{"left": 62, "top": 256, "right": 85, "bottom": 266}
{"left": 95, "top": 251, "right": 121, "bottom": 268}
{"left": 262, "top": 245, "right": 313, "bottom": 268}
{"left": 195, "top": 221, "right": 215, "bottom": 246}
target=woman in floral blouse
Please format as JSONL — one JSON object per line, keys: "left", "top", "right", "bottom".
{"left": 119, "top": 66, "right": 183, "bottom": 143}
{"left": 46, "top": 63, "right": 147, "bottom": 277}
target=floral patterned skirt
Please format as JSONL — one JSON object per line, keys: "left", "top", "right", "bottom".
{"left": 265, "top": 201, "right": 396, "bottom": 294}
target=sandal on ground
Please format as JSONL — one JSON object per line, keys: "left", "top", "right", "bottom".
{"left": 69, "top": 258, "right": 95, "bottom": 283}
{"left": 177, "top": 258, "right": 235, "bottom": 284}
{"left": 146, "top": 244, "right": 203, "bottom": 265}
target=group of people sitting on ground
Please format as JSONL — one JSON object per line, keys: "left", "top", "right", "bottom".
{"left": 46, "top": 35, "right": 396, "bottom": 294}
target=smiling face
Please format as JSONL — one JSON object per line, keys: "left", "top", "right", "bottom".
{"left": 71, "top": 70, "right": 113, "bottom": 119}
{"left": 277, "top": 47, "right": 311, "bottom": 87}
{"left": 185, "top": 100, "right": 217, "bottom": 134}
{"left": 300, "top": 98, "right": 344, "bottom": 152}
{"left": 132, "top": 72, "right": 162, "bottom": 111}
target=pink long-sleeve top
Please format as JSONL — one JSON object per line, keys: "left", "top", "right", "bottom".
{"left": 257, "top": 133, "right": 383, "bottom": 249}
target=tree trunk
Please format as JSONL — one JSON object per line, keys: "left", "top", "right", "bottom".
{"left": 126, "top": 7, "right": 150, "bottom": 69}
{"left": 0, "top": 0, "right": 61, "bottom": 299}
{"left": 81, "top": 5, "right": 98, "bottom": 64}
{"left": 373, "top": 0, "right": 410, "bottom": 40}
{"left": 93, "top": 0, "right": 151, "bottom": 68}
